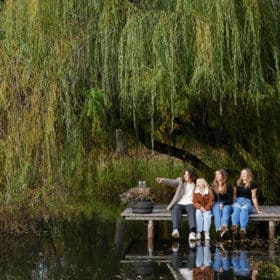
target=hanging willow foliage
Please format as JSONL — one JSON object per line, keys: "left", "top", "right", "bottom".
{"left": 0, "top": 0, "right": 279, "bottom": 212}
{"left": 0, "top": 0, "right": 104, "bottom": 214}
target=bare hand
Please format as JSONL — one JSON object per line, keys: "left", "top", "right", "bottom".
{"left": 257, "top": 210, "right": 264, "bottom": 214}
{"left": 219, "top": 203, "right": 223, "bottom": 209}
{"left": 156, "top": 177, "right": 163, "bottom": 184}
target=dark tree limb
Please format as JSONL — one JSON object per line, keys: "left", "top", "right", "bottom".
{"left": 138, "top": 129, "right": 212, "bottom": 173}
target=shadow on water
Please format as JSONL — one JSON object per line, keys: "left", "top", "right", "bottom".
{"left": 1, "top": 200, "right": 280, "bottom": 279}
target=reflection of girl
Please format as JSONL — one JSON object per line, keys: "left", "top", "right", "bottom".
{"left": 193, "top": 178, "right": 214, "bottom": 240}
{"left": 171, "top": 244, "right": 196, "bottom": 280}
{"left": 156, "top": 169, "right": 197, "bottom": 241}
{"left": 231, "top": 168, "right": 263, "bottom": 238}
{"left": 212, "top": 246, "right": 231, "bottom": 273}
{"left": 231, "top": 251, "right": 251, "bottom": 277}
{"left": 193, "top": 243, "right": 213, "bottom": 280}
{"left": 212, "top": 169, "right": 233, "bottom": 237}
{"left": 196, "top": 244, "right": 211, "bottom": 267}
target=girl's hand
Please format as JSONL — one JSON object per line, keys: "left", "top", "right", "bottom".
{"left": 219, "top": 203, "right": 223, "bottom": 209}
{"left": 257, "top": 210, "right": 264, "bottom": 214}
{"left": 200, "top": 207, "right": 206, "bottom": 212}
{"left": 156, "top": 177, "right": 163, "bottom": 184}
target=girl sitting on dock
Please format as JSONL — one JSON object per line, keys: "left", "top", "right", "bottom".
{"left": 193, "top": 178, "right": 214, "bottom": 240}
{"left": 212, "top": 169, "right": 233, "bottom": 238}
{"left": 231, "top": 168, "right": 263, "bottom": 239}
{"left": 156, "top": 169, "right": 197, "bottom": 241}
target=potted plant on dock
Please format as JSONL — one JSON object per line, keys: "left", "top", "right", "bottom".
{"left": 120, "top": 184, "right": 155, "bottom": 214}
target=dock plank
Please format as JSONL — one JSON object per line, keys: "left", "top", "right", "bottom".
{"left": 121, "top": 205, "right": 280, "bottom": 221}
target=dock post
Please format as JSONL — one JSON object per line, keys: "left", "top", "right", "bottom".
{"left": 114, "top": 218, "right": 125, "bottom": 255}
{"left": 147, "top": 220, "right": 154, "bottom": 239}
{"left": 147, "top": 220, "right": 154, "bottom": 255}
{"left": 269, "top": 239, "right": 275, "bottom": 257}
{"left": 268, "top": 221, "right": 275, "bottom": 240}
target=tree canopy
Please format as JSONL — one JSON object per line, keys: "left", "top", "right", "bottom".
{"left": 0, "top": 0, "right": 279, "bottom": 207}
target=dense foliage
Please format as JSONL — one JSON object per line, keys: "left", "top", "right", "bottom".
{"left": 0, "top": 0, "right": 279, "bottom": 222}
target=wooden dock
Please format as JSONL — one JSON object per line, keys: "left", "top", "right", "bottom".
{"left": 121, "top": 204, "right": 280, "bottom": 241}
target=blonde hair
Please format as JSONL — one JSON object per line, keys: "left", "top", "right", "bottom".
{"left": 213, "top": 169, "right": 228, "bottom": 194}
{"left": 196, "top": 178, "right": 211, "bottom": 192}
{"left": 237, "top": 168, "right": 253, "bottom": 188}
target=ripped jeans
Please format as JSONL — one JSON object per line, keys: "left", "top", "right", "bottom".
{"left": 231, "top": 197, "right": 253, "bottom": 229}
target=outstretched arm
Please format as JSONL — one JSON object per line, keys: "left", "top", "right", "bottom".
{"left": 156, "top": 177, "right": 180, "bottom": 187}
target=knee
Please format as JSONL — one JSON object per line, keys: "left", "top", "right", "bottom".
{"left": 172, "top": 205, "right": 180, "bottom": 212}
{"left": 227, "top": 208, "right": 233, "bottom": 215}
{"left": 212, "top": 206, "right": 219, "bottom": 214}
{"left": 232, "top": 204, "right": 240, "bottom": 211}
{"left": 241, "top": 206, "right": 249, "bottom": 212}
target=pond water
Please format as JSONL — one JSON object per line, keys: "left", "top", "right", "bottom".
{"left": 0, "top": 212, "right": 279, "bottom": 279}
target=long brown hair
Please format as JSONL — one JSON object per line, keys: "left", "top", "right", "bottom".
{"left": 213, "top": 169, "right": 228, "bottom": 194}
{"left": 182, "top": 169, "right": 197, "bottom": 183}
{"left": 237, "top": 168, "right": 253, "bottom": 188}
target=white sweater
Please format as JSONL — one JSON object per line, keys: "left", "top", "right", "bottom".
{"left": 177, "top": 182, "right": 195, "bottom": 205}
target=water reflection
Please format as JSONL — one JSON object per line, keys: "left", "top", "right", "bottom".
{"left": 123, "top": 238, "right": 279, "bottom": 279}
{"left": 0, "top": 216, "right": 120, "bottom": 279}
{"left": 170, "top": 242, "right": 196, "bottom": 279}
{"left": 0, "top": 212, "right": 279, "bottom": 279}
{"left": 170, "top": 241, "right": 215, "bottom": 279}
{"left": 213, "top": 244, "right": 232, "bottom": 278}
{"left": 170, "top": 242, "right": 255, "bottom": 279}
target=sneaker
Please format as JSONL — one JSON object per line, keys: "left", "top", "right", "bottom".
{"left": 205, "top": 231, "right": 210, "bottom": 240}
{"left": 189, "top": 232, "right": 196, "bottom": 241}
{"left": 239, "top": 229, "right": 247, "bottom": 239}
{"left": 220, "top": 224, "right": 228, "bottom": 238}
{"left": 189, "top": 240, "right": 196, "bottom": 249}
{"left": 196, "top": 232, "right": 201, "bottom": 240}
{"left": 172, "top": 229, "right": 180, "bottom": 239}
{"left": 172, "top": 241, "right": 180, "bottom": 253}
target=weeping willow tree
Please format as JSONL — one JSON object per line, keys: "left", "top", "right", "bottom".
{"left": 118, "top": 0, "right": 280, "bottom": 202}
{"left": 0, "top": 0, "right": 279, "bottom": 224}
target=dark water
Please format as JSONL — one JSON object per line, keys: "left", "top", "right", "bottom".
{"left": 0, "top": 214, "right": 279, "bottom": 279}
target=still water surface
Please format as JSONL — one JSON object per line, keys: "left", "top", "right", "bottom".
{"left": 0, "top": 214, "right": 279, "bottom": 279}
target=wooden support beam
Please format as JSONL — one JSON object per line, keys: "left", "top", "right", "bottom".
{"left": 147, "top": 220, "right": 154, "bottom": 255}
{"left": 147, "top": 220, "right": 154, "bottom": 239}
{"left": 269, "top": 240, "right": 275, "bottom": 257}
{"left": 268, "top": 221, "right": 275, "bottom": 240}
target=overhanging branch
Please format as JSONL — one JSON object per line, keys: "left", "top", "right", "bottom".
{"left": 138, "top": 129, "right": 212, "bottom": 172}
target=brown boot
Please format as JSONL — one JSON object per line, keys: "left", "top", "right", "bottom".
{"left": 231, "top": 225, "right": 237, "bottom": 236}
{"left": 239, "top": 229, "right": 246, "bottom": 240}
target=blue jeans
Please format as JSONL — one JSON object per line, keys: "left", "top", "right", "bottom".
{"left": 196, "top": 245, "right": 211, "bottom": 267}
{"left": 196, "top": 209, "right": 212, "bottom": 232}
{"left": 231, "top": 197, "right": 252, "bottom": 229}
{"left": 212, "top": 247, "right": 230, "bottom": 272}
{"left": 212, "top": 202, "right": 232, "bottom": 231}
{"left": 171, "top": 204, "right": 196, "bottom": 232}
{"left": 232, "top": 251, "right": 250, "bottom": 277}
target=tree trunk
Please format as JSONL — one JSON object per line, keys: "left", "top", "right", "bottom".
{"left": 115, "top": 128, "right": 128, "bottom": 155}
